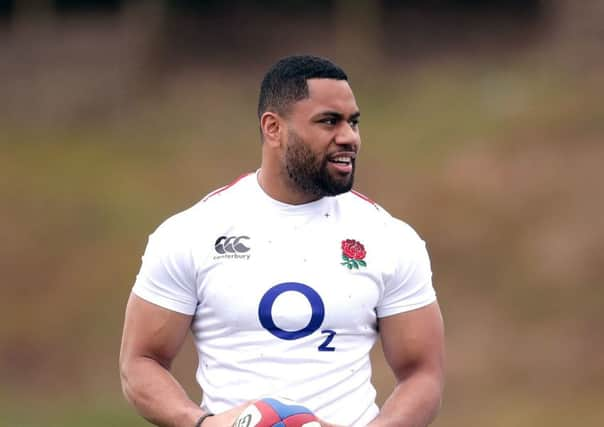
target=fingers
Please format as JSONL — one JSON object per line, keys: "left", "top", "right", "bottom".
{"left": 204, "top": 402, "right": 252, "bottom": 427}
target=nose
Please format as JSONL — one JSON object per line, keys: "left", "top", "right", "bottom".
{"left": 334, "top": 121, "right": 360, "bottom": 148}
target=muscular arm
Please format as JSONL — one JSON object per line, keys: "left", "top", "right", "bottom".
{"left": 368, "top": 302, "right": 445, "bottom": 427}
{"left": 119, "top": 293, "right": 204, "bottom": 427}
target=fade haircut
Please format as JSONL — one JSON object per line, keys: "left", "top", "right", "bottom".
{"left": 258, "top": 55, "right": 348, "bottom": 120}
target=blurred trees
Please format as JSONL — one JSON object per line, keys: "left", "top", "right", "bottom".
{"left": 1, "top": 0, "right": 546, "bottom": 21}
{"left": 0, "top": 0, "right": 549, "bottom": 66}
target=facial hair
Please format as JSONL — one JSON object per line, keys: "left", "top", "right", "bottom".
{"left": 284, "top": 129, "right": 355, "bottom": 198}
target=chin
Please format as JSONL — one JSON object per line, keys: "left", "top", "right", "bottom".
{"left": 325, "top": 177, "right": 354, "bottom": 196}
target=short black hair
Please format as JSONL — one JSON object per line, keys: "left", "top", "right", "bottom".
{"left": 258, "top": 55, "right": 348, "bottom": 120}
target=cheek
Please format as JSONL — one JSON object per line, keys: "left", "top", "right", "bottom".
{"left": 302, "top": 133, "right": 331, "bottom": 154}
{"left": 313, "top": 131, "right": 337, "bottom": 151}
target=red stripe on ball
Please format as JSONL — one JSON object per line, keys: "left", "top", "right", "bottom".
{"left": 282, "top": 413, "right": 319, "bottom": 427}
{"left": 254, "top": 399, "right": 282, "bottom": 426}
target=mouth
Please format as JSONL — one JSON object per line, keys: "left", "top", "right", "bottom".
{"left": 327, "top": 152, "right": 356, "bottom": 174}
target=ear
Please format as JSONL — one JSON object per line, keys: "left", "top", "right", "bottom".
{"left": 260, "top": 112, "right": 284, "bottom": 148}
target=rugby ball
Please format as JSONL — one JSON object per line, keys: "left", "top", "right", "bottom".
{"left": 233, "top": 397, "right": 320, "bottom": 427}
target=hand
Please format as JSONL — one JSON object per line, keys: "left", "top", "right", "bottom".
{"left": 203, "top": 402, "right": 252, "bottom": 427}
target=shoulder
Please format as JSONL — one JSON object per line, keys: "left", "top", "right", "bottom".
{"left": 336, "top": 189, "right": 425, "bottom": 244}
{"left": 185, "top": 172, "right": 255, "bottom": 214}
{"left": 152, "top": 172, "right": 255, "bottom": 239}
{"left": 336, "top": 189, "right": 383, "bottom": 218}
{"left": 199, "top": 172, "right": 255, "bottom": 205}
{"left": 336, "top": 189, "right": 393, "bottom": 227}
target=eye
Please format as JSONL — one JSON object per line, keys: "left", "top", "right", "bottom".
{"left": 349, "top": 118, "right": 360, "bottom": 128}
{"left": 320, "top": 118, "right": 337, "bottom": 126}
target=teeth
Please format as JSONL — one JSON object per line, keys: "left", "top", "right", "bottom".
{"left": 332, "top": 156, "right": 351, "bottom": 164}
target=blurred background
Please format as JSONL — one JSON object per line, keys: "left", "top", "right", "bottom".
{"left": 1, "top": 1, "right": 603, "bottom": 426}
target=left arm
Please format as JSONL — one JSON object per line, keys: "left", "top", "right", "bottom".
{"left": 368, "top": 302, "right": 445, "bottom": 427}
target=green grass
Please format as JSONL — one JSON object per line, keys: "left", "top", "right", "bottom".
{"left": 1, "top": 398, "right": 146, "bottom": 427}
{"left": 2, "top": 389, "right": 603, "bottom": 427}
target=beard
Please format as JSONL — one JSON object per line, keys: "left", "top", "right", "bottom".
{"left": 284, "top": 129, "right": 355, "bottom": 198}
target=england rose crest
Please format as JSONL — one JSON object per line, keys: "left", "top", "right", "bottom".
{"left": 341, "top": 239, "right": 367, "bottom": 269}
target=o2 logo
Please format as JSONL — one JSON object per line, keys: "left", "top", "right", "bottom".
{"left": 258, "top": 282, "right": 336, "bottom": 352}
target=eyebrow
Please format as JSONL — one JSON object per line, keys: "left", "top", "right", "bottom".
{"left": 315, "top": 111, "right": 361, "bottom": 120}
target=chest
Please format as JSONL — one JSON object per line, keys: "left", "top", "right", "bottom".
{"left": 195, "top": 217, "right": 383, "bottom": 338}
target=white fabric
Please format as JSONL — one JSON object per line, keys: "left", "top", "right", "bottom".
{"left": 132, "top": 171, "right": 436, "bottom": 427}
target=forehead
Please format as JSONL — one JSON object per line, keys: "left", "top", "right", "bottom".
{"left": 293, "top": 78, "right": 359, "bottom": 116}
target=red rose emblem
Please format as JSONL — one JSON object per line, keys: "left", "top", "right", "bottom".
{"left": 341, "top": 239, "right": 367, "bottom": 269}
{"left": 342, "top": 239, "right": 366, "bottom": 260}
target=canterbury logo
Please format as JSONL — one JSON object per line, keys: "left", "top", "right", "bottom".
{"left": 214, "top": 236, "right": 251, "bottom": 254}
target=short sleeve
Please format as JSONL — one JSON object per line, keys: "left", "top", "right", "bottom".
{"left": 377, "top": 219, "right": 436, "bottom": 318}
{"left": 132, "top": 212, "right": 199, "bottom": 315}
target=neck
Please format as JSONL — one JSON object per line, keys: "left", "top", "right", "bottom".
{"left": 257, "top": 165, "right": 321, "bottom": 205}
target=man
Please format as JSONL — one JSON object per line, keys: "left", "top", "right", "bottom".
{"left": 120, "top": 55, "right": 445, "bottom": 427}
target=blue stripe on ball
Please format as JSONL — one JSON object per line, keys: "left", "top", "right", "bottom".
{"left": 262, "top": 398, "right": 313, "bottom": 419}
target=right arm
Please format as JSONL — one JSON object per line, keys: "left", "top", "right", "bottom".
{"left": 119, "top": 294, "right": 247, "bottom": 427}
{"left": 119, "top": 293, "right": 205, "bottom": 427}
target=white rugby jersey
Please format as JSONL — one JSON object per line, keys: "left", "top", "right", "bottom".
{"left": 132, "top": 171, "right": 436, "bottom": 427}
